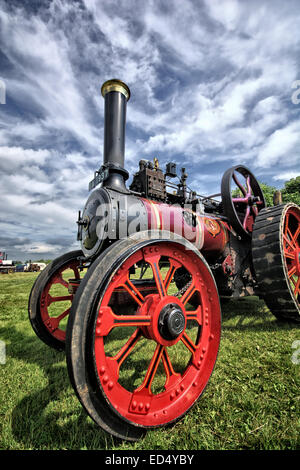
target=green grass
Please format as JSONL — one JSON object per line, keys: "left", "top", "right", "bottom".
{"left": 0, "top": 271, "right": 299, "bottom": 450}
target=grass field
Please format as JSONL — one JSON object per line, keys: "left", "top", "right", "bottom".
{"left": 0, "top": 271, "right": 299, "bottom": 450}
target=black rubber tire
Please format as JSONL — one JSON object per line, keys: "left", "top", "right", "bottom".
{"left": 252, "top": 204, "right": 300, "bottom": 322}
{"left": 66, "top": 239, "right": 149, "bottom": 441}
{"left": 65, "top": 231, "right": 221, "bottom": 441}
{"left": 221, "top": 165, "right": 265, "bottom": 239}
{"left": 28, "top": 250, "right": 83, "bottom": 351}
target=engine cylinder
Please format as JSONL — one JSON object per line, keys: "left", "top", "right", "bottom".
{"left": 80, "top": 188, "right": 228, "bottom": 259}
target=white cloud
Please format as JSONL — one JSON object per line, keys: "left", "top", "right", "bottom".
{"left": 256, "top": 121, "right": 300, "bottom": 168}
{"left": 0, "top": 146, "right": 50, "bottom": 172}
{"left": 0, "top": 0, "right": 300, "bottom": 260}
{"left": 252, "top": 96, "right": 282, "bottom": 117}
{"left": 204, "top": 0, "right": 240, "bottom": 31}
{"left": 14, "top": 242, "right": 63, "bottom": 254}
{"left": 273, "top": 171, "right": 300, "bottom": 181}
{"left": 0, "top": 6, "right": 100, "bottom": 151}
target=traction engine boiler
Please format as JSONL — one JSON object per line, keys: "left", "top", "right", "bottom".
{"left": 29, "top": 79, "right": 300, "bottom": 441}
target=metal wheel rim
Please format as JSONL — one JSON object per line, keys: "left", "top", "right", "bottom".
{"left": 92, "top": 242, "right": 221, "bottom": 428}
{"left": 281, "top": 205, "right": 300, "bottom": 306}
{"left": 222, "top": 165, "right": 265, "bottom": 238}
{"left": 40, "top": 260, "right": 81, "bottom": 341}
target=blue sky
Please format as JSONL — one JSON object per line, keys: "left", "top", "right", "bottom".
{"left": 0, "top": 0, "right": 300, "bottom": 261}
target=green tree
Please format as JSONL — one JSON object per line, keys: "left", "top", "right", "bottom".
{"left": 258, "top": 182, "right": 277, "bottom": 207}
{"left": 232, "top": 176, "right": 300, "bottom": 207}
{"left": 282, "top": 176, "right": 300, "bottom": 205}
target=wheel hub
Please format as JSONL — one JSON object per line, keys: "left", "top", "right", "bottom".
{"left": 158, "top": 304, "right": 185, "bottom": 340}
{"left": 138, "top": 294, "right": 187, "bottom": 346}
{"left": 248, "top": 195, "right": 260, "bottom": 206}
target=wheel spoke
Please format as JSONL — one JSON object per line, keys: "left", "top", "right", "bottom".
{"left": 284, "top": 213, "right": 290, "bottom": 238}
{"left": 232, "top": 197, "right": 248, "bottom": 204}
{"left": 233, "top": 172, "right": 247, "bottom": 196}
{"left": 290, "top": 275, "right": 297, "bottom": 287}
{"left": 287, "top": 228, "right": 297, "bottom": 249}
{"left": 246, "top": 175, "right": 252, "bottom": 196}
{"left": 181, "top": 283, "right": 196, "bottom": 306}
{"left": 181, "top": 332, "right": 198, "bottom": 355}
{"left": 288, "top": 266, "right": 297, "bottom": 278}
{"left": 96, "top": 306, "right": 151, "bottom": 336}
{"left": 161, "top": 348, "right": 180, "bottom": 388}
{"left": 113, "top": 329, "right": 142, "bottom": 364}
{"left": 43, "top": 307, "right": 70, "bottom": 330}
{"left": 53, "top": 274, "right": 69, "bottom": 288}
{"left": 284, "top": 250, "right": 295, "bottom": 260}
{"left": 146, "top": 255, "right": 166, "bottom": 298}
{"left": 292, "top": 226, "right": 300, "bottom": 244}
{"left": 47, "top": 294, "right": 73, "bottom": 305}
{"left": 163, "top": 260, "right": 181, "bottom": 291}
{"left": 55, "top": 306, "right": 71, "bottom": 323}
{"left": 283, "top": 234, "right": 296, "bottom": 251}
{"left": 122, "top": 277, "right": 145, "bottom": 307}
{"left": 242, "top": 205, "right": 251, "bottom": 230}
{"left": 251, "top": 205, "right": 258, "bottom": 216}
{"left": 294, "top": 277, "right": 300, "bottom": 297}
{"left": 135, "top": 344, "right": 164, "bottom": 394}
{"left": 186, "top": 305, "right": 202, "bottom": 324}
{"left": 139, "top": 261, "right": 148, "bottom": 279}
{"left": 113, "top": 316, "right": 151, "bottom": 327}
{"left": 72, "top": 266, "right": 81, "bottom": 279}
{"left": 108, "top": 329, "right": 143, "bottom": 378}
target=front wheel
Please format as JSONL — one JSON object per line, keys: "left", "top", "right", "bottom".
{"left": 66, "top": 233, "right": 221, "bottom": 441}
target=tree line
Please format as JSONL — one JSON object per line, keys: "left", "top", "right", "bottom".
{"left": 259, "top": 176, "right": 300, "bottom": 207}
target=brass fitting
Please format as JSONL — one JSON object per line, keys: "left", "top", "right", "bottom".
{"left": 101, "top": 79, "right": 130, "bottom": 101}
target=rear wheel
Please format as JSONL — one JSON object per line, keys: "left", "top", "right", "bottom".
{"left": 28, "top": 250, "right": 86, "bottom": 350}
{"left": 252, "top": 204, "right": 300, "bottom": 322}
{"left": 66, "top": 233, "right": 221, "bottom": 441}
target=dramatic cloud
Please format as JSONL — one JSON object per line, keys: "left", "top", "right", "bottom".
{"left": 0, "top": 0, "right": 299, "bottom": 260}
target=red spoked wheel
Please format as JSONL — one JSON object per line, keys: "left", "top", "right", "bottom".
{"left": 252, "top": 204, "right": 300, "bottom": 322}
{"left": 221, "top": 165, "right": 266, "bottom": 238}
{"left": 66, "top": 234, "right": 221, "bottom": 440}
{"left": 283, "top": 206, "right": 300, "bottom": 301}
{"left": 28, "top": 250, "right": 87, "bottom": 350}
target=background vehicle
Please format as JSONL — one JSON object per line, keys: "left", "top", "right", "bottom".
{"left": 0, "top": 253, "right": 16, "bottom": 274}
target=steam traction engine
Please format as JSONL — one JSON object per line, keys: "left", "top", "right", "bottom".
{"left": 28, "top": 80, "right": 300, "bottom": 441}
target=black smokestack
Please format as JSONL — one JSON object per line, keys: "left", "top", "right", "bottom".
{"left": 101, "top": 79, "right": 130, "bottom": 192}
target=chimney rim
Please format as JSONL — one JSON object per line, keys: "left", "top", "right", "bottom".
{"left": 101, "top": 79, "right": 130, "bottom": 101}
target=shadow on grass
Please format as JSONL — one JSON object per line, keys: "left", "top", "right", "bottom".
{"left": 220, "top": 296, "right": 300, "bottom": 332}
{"left": 5, "top": 294, "right": 299, "bottom": 450}
{"left": 4, "top": 327, "right": 119, "bottom": 449}
{"left": 4, "top": 325, "right": 188, "bottom": 449}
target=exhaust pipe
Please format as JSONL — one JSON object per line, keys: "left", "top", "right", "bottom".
{"left": 101, "top": 79, "right": 130, "bottom": 193}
